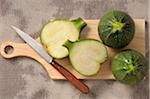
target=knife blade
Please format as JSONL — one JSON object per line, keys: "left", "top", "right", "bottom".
{"left": 11, "top": 26, "right": 89, "bottom": 93}
{"left": 11, "top": 26, "right": 53, "bottom": 63}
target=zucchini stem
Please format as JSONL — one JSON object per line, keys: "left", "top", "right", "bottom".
{"left": 124, "top": 64, "right": 135, "bottom": 73}
{"left": 63, "top": 40, "right": 74, "bottom": 50}
{"left": 71, "top": 18, "right": 87, "bottom": 32}
{"left": 112, "top": 21, "right": 125, "bottom": 33}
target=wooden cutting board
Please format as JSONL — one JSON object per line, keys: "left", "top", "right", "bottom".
{"left": 0, "top": 19, "right": 145, "bottom": 80}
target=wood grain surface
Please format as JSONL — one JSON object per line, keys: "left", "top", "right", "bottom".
{"left": 0, "top": 19, "right": 145, "bottom": 80}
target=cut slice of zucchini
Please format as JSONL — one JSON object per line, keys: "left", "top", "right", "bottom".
{"left": 64, "top": 40, "right": 108, "bottom": 76}
{"left": 40, "top": 18, "right": 86, "bottom": 58}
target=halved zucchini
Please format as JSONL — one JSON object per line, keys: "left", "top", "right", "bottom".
{"left": 40, "top": 18, "right": 86, "bottom": 58}
{"left": 64, "top": 40, "right": 108, "bottom": 76}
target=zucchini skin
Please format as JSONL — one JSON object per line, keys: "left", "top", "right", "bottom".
{"left": 111, "top": 49, "right": 146, "bottom": 85}
{"left": 98, "top": 11, "right": 135, "bottom": 48}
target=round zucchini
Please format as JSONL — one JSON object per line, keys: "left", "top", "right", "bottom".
{"left": 40, "top": 18, "right": 86, "bottom": 58}
{"left": 63, "top": 39, "right": 108, "bottom": 76}
{"left": 111, "top": 49, "right": 146, "bottom": 85}
{"left": 98, "top": 11, "right": 135, "bottom": 48}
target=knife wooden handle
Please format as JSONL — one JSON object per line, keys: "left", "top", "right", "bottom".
{"left": 51, "top": 60, "right": 89, "bottom": 94}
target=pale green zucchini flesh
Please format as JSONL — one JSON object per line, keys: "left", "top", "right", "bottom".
{"left": 64, "top": 40, "right": 108, "bottom": 76}
{"left": 40, "top": 18, "right": 86, "bottom": 58}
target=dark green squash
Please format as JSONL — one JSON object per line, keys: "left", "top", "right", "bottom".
{"left": 111, "top": 49, "right": 146, "bottom": 85}
{"left": 98, "top": 11, "right": 135, "bottom": 48}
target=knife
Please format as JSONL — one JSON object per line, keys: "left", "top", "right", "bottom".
{"left": 11, "top": 26, "right": 89, "bottom": 94}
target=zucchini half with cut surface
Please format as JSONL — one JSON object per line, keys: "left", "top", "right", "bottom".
{"left": 64, "top": 39, "right": 108, "bottom": 76}
{"left": 40, "top": 18, "right": 86, "bottom": 58}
